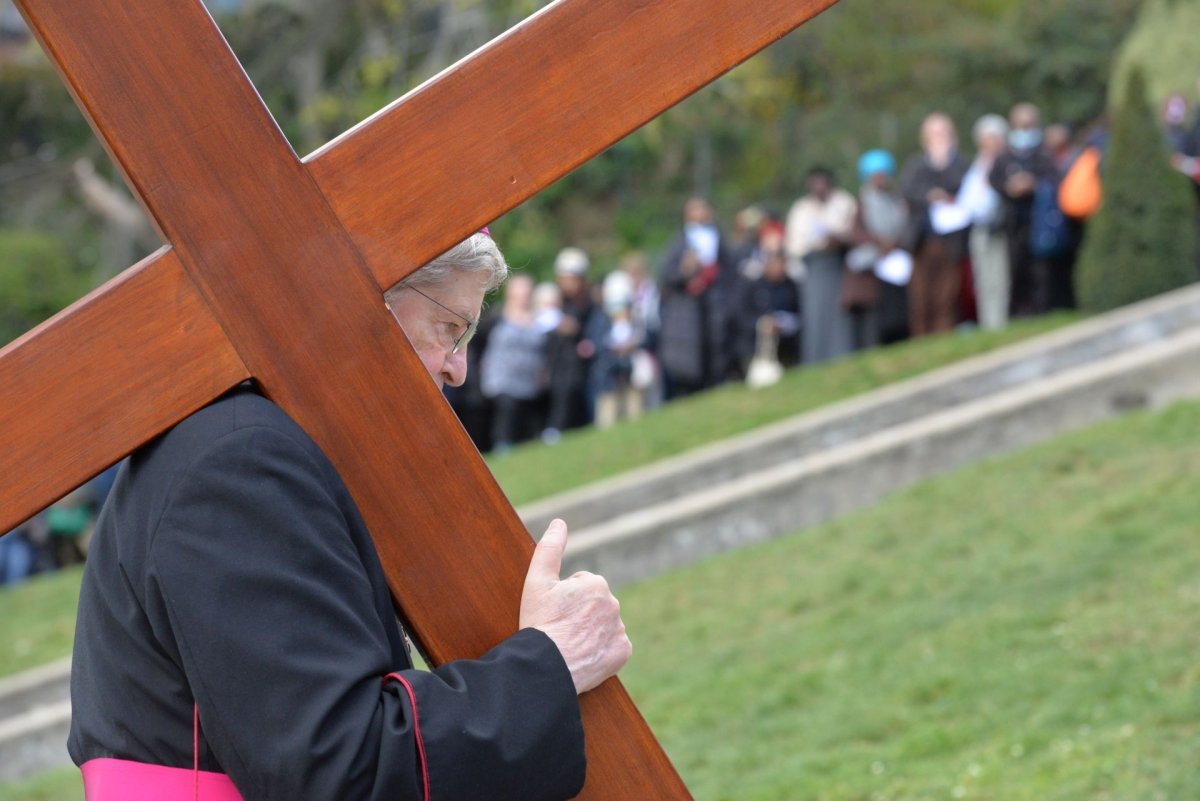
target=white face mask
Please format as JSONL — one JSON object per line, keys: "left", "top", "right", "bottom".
{"left": 1009, "top": 129, "right": 1043, "bottom": 151}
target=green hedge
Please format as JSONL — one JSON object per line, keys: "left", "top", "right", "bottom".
{"left": 1076, "top": 67, "right": 1198, "bottom": 313}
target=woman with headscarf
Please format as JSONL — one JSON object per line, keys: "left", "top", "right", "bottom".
{"left": 849, "top": 149, "right": 910, "bottom": 346}
{"left": 785, "top": 167, "right": 858, "bottom": 363}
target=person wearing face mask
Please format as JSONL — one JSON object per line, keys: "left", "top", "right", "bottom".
{"left": 989, "top": 102, "right": 1057, "bottom": 317}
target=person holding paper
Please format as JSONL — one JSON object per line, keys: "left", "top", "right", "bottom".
{"left": 900, "top": 113, "right": 970, "bottom": 337}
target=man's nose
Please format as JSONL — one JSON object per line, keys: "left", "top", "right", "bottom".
{"left": 443, "top": 348, "right": 469, "bottom": 388}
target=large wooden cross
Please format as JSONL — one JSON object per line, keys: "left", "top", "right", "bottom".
{"left": 1, "top": 0, "right": 835, "bottom": 796}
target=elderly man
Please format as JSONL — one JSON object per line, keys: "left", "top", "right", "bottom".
{"left": 989, "top": 102, "right": 1057, "bottom": 317}
{"left": 960, "top": 113, "right": 1010, "bottom": 330}
{"left": 68, "top": 232, "right": 631, "bottom": 801}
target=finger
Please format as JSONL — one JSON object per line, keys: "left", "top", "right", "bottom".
{"left": 525, "top": 518, "right": 568, "bottom": 589}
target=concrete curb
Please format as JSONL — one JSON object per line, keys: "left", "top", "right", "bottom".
{"left": 521, "top": 283, "right": 1200, "bottom": 536}
{"left": 0, "top": 659, "right": 72, "bottom": 783}
{"left": 0, "top": 658, "right": 70, "bottom": 722}
{"left": 561, "top": 326, "right": 1200, "bottom": 586}
{"left": 0, "top": 698, "right": 72, "bottom": 783}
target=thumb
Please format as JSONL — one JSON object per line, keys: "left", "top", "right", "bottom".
{"left": 525, "top": 519, "right": 568, "bottom": 590}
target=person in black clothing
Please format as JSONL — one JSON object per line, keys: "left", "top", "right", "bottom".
{"left": 989, "top": 102, "right": 1058, "bottom": 317}
{"left": 444, "top": 305, "right": 498, "bottom": 453}
{"left": 542, "top": 247, "right": 599, "bottom": 442}
{"left": 739, "top": 249, "right": 801, "bottom": 368}
{"left": 1186, "top": 77, "right": 1200, "bottom": 159}
{"left": 657, "top": 197, "right": 739, "bottom": 398}
{"left": 68, "top": 232, "right": 631, "bottom": 801}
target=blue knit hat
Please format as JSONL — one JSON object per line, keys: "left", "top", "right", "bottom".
{"left": 857, "top": 149, "right": 896, "bottom": 183}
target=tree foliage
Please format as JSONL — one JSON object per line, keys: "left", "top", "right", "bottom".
{"left": 0, "top": 0, "right": 1148, "bottom": 318}
{"left": 1110, "top": 0, "right": 1200, "bottom": 111}
{"left": 0, "top": 227, "right": 87, "bottom": 345}
{"left": 1075, "top": 67, "right": 1199, "bottom": 313}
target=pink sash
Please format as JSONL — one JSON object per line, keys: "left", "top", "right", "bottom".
{"left": 80, "top": 704, "right": 243, "bottom": 800}
{"left": 80, "top": 757, "right": 244, "bottom": 801}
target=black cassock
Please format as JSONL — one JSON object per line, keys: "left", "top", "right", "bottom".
{"left": 68, "top": 386, "right": 585, "bottom": 800}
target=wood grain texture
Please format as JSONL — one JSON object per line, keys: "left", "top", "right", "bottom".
{"left": 15, "top": 0, "right": 691, "bottom": 795}
{"left": 5, "top": 0, "right": 845, "bottom": 793}
{"left": 308, "top": 0, "right": 839, "bottom": 291}
{"left": 0, "top": 248, "right": 248, "bottom": 533}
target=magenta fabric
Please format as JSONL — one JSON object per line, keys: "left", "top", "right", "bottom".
{"left": 81, "top": 758, "right": 244, "bottom": 801}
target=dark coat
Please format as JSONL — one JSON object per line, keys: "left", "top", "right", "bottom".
{"left": 69, "top": 386, "right": 584, "bottom": 801}
{"left": 544, "top": 289, "right": 600, "bottom": 431}
{"left": 738, "top": 276, "right": 801, "bottom": 367}
{"left": 988, "top": 148, "right": 1057, "bottom": 230}
{"left": 657, "top": 232, "right": 738, "bottom": 387}
{"left": 900, "top": 151, "right": 971, "bottom": 261}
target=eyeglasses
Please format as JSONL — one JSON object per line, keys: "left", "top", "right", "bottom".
{"left": 400, "top": 285, "right": 478, "bottom": 354}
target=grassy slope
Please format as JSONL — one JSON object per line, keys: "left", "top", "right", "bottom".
{"left": 5, "top": 400, "right": 1197, "bottom": 800}
{"left": 0, "top": 314, "right": 1076, "bottom": 682}
{"left": 0, "top": 566, "right": 81, "bottom": 678}
{"left": 619, "top": 400, "right": 1200, "bottom": 800}
{"left": 489, "top": 314, "right": 1075, "bottom": 506}
{"left": 0, "top": 769, "right": 79, "bottom": 801}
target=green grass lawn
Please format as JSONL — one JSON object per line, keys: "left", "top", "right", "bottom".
{"left": 0, "top": 314, "right": 1077, "bottom": 684}
{"left": 618, "top": 399, "right": 1200, "bottom": 800}
{"left": 0, "top": 769, "right": 79, "bottom": 801}
{"left": 4, "top": 398, "right": 1197, "bottom": 800}
{"left": 22, "top": 310, "right": 1200, "bottom": 801}
{"left": 489, "top": 314, "right": 1076, "bottom": 505}
{"left": 0, "top": 565, "right": 81, "bottom": 678}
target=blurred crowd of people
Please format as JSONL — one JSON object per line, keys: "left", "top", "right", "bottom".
{"left": 1, "top": 466, "right": 117, "bottom": 586}
{"left": 450, "top": 97, "right": 1200, "bottom": 456}
{"left": 6, "top": 94, "right": 1200, "bottom": 587}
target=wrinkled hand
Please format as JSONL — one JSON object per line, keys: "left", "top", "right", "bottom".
{"left": 520, "top": 520, "right": 632, "bottom": 694}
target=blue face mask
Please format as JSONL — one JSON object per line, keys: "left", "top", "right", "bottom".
{"left": 1009, "top": 129, "right": 1043, "bottom": 151}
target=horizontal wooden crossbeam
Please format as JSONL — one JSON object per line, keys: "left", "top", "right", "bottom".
{"left": 0, "top": 247, "right": 248, "bottom": 532}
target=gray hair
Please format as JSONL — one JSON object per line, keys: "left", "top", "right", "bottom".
{"left": 389, "top": 232, "right": 509, "bottom": 296}
{"left": 973, "top": 113, "right": 1009, "bottom": 142}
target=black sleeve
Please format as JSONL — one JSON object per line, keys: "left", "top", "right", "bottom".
{"left": 1034, "top": 151, "right": 1059, "bottom": 182}
{"left": 659, "top": 237, "right": 689, "bottom": 291}
{"left": 987, "top": 154, "right": 1007, "bottom": 195}
{"left": 144, "top": 424, "right": 585, "bottom": 801}
{"left": 899, "top": 156, "right": 925, "bottom": 208}
{"left": 946, "top": 157, "right": 969, "bottom": 195}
